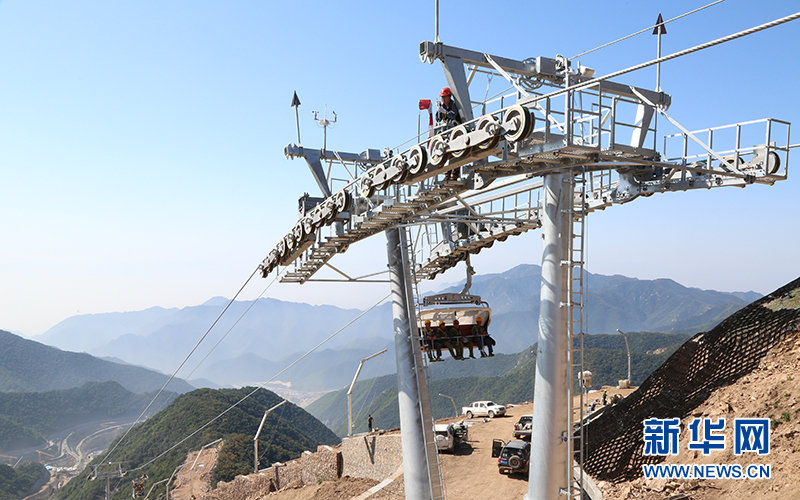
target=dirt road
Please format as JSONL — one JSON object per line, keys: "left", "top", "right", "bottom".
{"left": 202, "top": 386, "right": 637, "bottom": 500}
{"left": 171, "top": 446, "right": 221, "bottom": 500}
{"left": 438, "top": 402, "right": 533, "bottom": 498}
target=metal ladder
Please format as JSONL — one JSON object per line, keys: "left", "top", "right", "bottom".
{"left": 402, "top": 225, "right": 445, "bottom": 500}
{"left": 566, "top": 170, "right": 588, "bottom": 500}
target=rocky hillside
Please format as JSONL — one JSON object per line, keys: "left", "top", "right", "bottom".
{"left": 586, "top": 276, "right": 800, "bottom": 499}
{"left": 598, "top": 329, "right": 800, "bottom": 499}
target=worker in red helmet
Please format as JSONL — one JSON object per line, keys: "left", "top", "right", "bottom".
{"left": 436, "top": 87, "right": 460, "bottom": 120}
{"left": 435, "top": 87, "right": 463, "bottom": 180}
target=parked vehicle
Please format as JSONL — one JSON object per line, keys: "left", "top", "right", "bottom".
{"left": 462, "top": 401, "right": 506, "bottom": 418}
{"left": 513, "top": 414, "right": 532, "bottom": 439}
{"left": 492, "top": 439, "right": 530, "bottom": 475}
{"left": 434, "top": 422, "right": 468, "bottom": 453}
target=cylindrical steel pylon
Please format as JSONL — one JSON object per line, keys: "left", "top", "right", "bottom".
{"left": 527, "top": 172, "right": 571, "bottom": 500}
{"left": 386, "top": 227, "right": 433, "bottom": 500}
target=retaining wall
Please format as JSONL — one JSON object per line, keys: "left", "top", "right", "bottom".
{"left": 201, "top": 445, "right": 342, "bottom": 500}
{"left": 341, "top": 433, "right": 403, "bottom": 482}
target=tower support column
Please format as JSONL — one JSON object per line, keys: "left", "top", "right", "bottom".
{"left": 527, "top": 172, "right": 571, "bottom": 500}
{"left": 386, "top": 227, "right": 432, "bottom": 500}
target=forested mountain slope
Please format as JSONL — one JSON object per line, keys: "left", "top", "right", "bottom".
{"left": 0, "top": 381, "right": 177, "bottom": 452}
{"left": 0, "top": 330, "right": 192, "bottom": 394}
{"left": 57, "top": 387, "right": 339, "bottom": 500}
{"left": 307, "top": 332, "right": 690, "bottom": 436}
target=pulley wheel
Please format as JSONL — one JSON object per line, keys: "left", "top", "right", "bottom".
{"left": 407, "top": 145, "right": 428, "bottom": 175}
{"left": 334, "top": 189, "right": 352, "bottom": 213}
{"left": 428, "top": 135, "right": 449, "bottom": 166}
{"left": 391, "top": 156, "right": 409, "bottom": 183}
{"left": 359, "top": 175, "right": 375, "bottom": 198}
{"left": 476, "top": 116, "right": 501, "bottom": 150}
{"left": 373, "top": 163, "right": 391, "bottom": 191}
{"left": 767, "top": 152, "right": 781, "bottom": 174}
{"left": 277, "top": 239, "right": 286, "bottom": 259}
{"left": 322, "top": 199, "right": 337, "bottom": 223}
{"left": 293, "top": 223, "right": 305, "bottom": 242}
{"left": 752, "top": 150, "right": 782, "bottom": 174}
{"left": 503, "top": 105, "right": 533, "bottom": 142}
{"left": 302, "top": 217, "right": 314, "bottom": 235}
{"left": 449, "top": 125, "right": 471, "bottom": 159}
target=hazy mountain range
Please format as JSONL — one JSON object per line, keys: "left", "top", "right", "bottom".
{"left": 29, "top": 264, "right": 760, "bottom": 392}
{"left": 0, "top": 330, "right": 192, "bottom": 394}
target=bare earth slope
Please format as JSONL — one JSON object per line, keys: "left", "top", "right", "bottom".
{"left": 597, "top": 332, "right": 800, "bottom": 500}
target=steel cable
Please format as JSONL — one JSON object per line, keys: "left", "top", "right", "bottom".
{"left": 524, "top": 11, "right": 800, "bottom": 106}
{"left": 103, "top": 266, "right": 260, "bottom": 463}
{"left": 569, "top": 0, "right": 726, "bottom": 60}
{"left": 151, "top": 273, "right": 282, "bottom": 414}
{"left": 128, "top": 292, "right": 392, "bottom": 472}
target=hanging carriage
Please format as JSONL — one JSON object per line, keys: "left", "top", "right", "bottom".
{"left": 417, "top": 293, "right": 491, "bottom": 334}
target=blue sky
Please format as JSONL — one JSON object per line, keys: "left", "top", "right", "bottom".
{"left": 1, "top": 0, "right": 799, "bottom": 337}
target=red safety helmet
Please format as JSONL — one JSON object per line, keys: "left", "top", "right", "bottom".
{"left": 439, "top": 87, "right": 452, "bottom": 97}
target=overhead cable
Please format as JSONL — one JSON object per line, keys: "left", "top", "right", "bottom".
{"left": 152, "top": 272, "right": 282, "bottom": 413}
{"left": 570, "top": 0, "right": 726, "bottom": 60}
{"left": 129, "top": 292, "right": 392, "bottom": 472}
{"left": 526, "top": 11, "right": 800, "bottom": 105}
{"left": 104, "top": 266, "right": 260, "bottom": 462}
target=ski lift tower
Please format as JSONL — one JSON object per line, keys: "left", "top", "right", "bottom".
{"left": 259, "top": 29, "right": 791, "bottom": 500}
{"left": 91, "top": 462, "right": 127, "bottom": 500}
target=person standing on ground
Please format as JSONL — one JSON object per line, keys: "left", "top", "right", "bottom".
{"left": 368, "top": 414, "right": 373, "bottom": 432}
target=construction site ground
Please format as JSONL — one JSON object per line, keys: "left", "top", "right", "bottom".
{"left": 171, "top": 445, "right": 221, "bottom": 500}
{"left": 233, "top": 386, "right": 637, "bottom": 500}
{"left": 207, "top": 336, "right": 800, "bottom": 500}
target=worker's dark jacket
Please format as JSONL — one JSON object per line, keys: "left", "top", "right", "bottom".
{"left": 436, "top": 99, "right": 462, "bottom": 128}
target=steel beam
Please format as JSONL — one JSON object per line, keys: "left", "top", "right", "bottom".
{"left": 420, "top": 41, "right": 671, "bottom": 107}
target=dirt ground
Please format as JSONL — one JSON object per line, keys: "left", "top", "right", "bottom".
{"left": 193, "top": 345, "right": 800, "bottom": 500}
{"left": 596, "top": 335, "right": 800, "bottom": 500}
{"left": 171, "top": 445, "right": 221, "bottom": 500}
{"left": 254, "top": 386, "right": 636, "bottom": 500}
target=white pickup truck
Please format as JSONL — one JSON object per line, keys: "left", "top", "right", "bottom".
{"left": 461, "top": 400, "right": 506, "bottom": 418}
